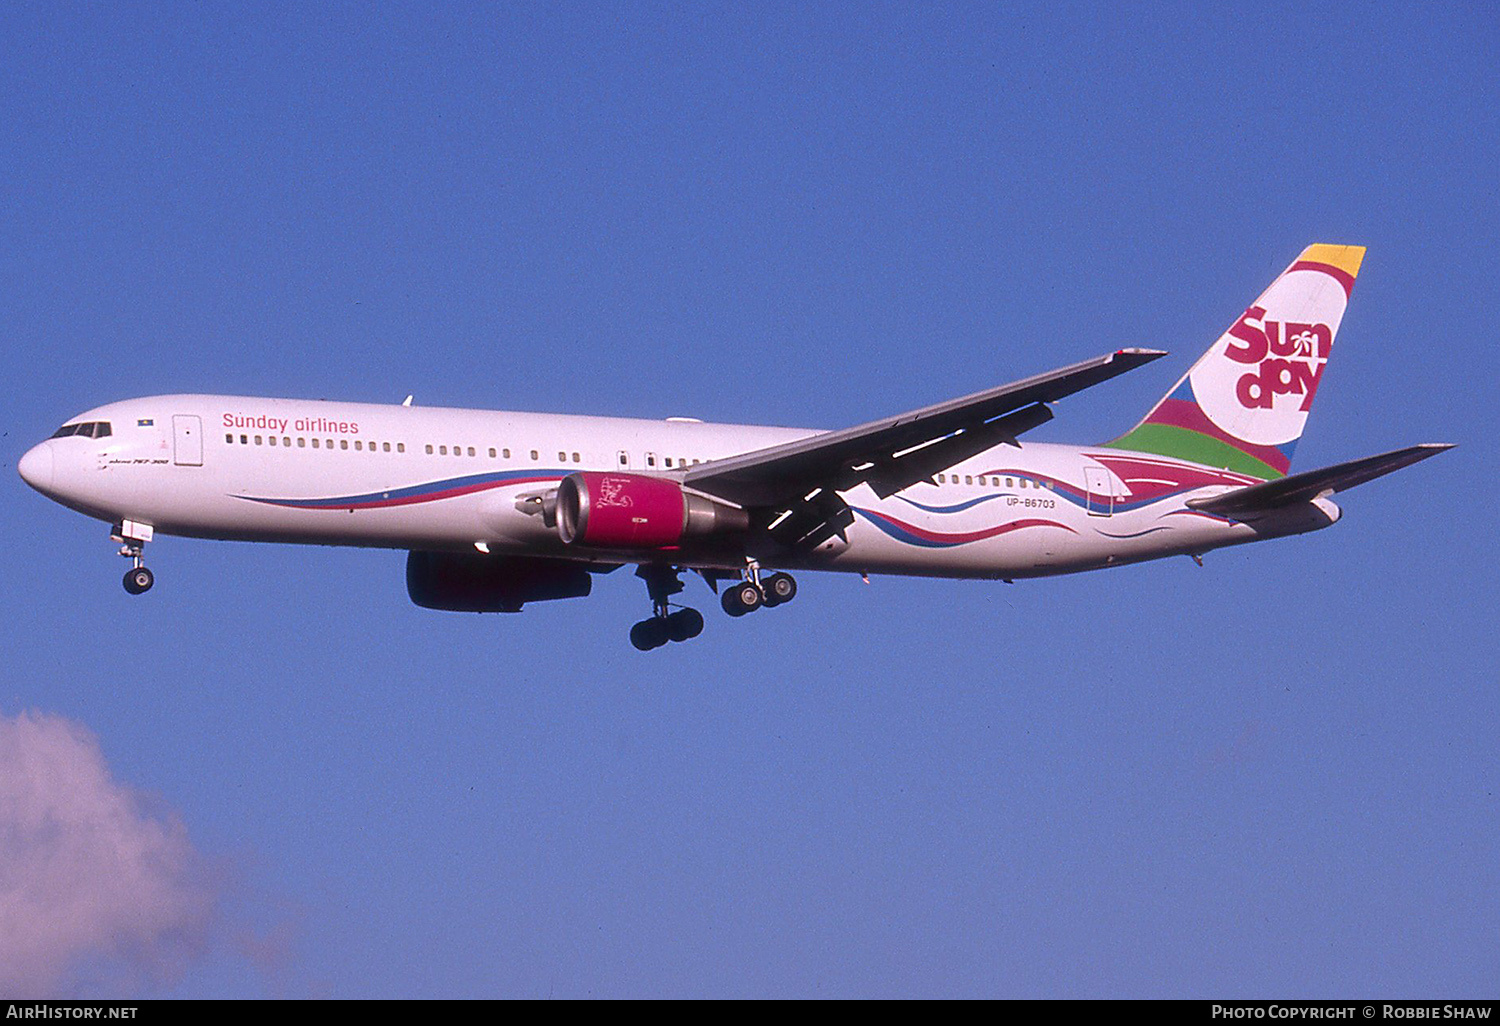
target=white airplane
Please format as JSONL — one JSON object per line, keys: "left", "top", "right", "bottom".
{"left": 19, "top": 245, "right": 1451, "bottom": 649}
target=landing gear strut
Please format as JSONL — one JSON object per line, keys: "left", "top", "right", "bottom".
{"left": 630, "top": 565, "right": 705, "bottom": 651}
{"left": 113, "top": 523, "right": 154, "bottom": 595}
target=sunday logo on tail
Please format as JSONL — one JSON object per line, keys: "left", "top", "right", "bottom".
{"left": 1107, "top": 244, "right": 1366, "bottom": 479}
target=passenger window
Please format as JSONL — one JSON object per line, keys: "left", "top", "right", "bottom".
{"left": 618, "top": 452, "right": 628, "bottom": 467}
{"left": 241, "top": 435, "right": 248, "bottom": 445}
{"left": 488, "top": 448, "right": 496, "bottom": 458}
{"left": 558, "top": 451, "right": 566, "bottom": 462}
{"left": 965, "top": 475, "right": 972, "bottom": 485}
{"left": 572, "top": 453, "right": 580, "bottom": 463}
{"left": 397, "top": 443, "right": 405, "bottom": 453}
{"left": 439, "top": 445, "right": 447, "bottom": 455}
{"left": 937, "top": 474, "right": 945, "bottom": 483}
{"left": 384, "top": 442, "right": 391, "bottom": 452}
{"left": 502, "top": 448, "right": 510, "bottom": 459}
{"left": 530, "top": 450, "right": 538, "bottom": 461}
{"left": 340, "top": 440, "right": 348, "bottom": 450}
{"left": 1006, "top": 477, "right": 1013, "bottom": 487}
{"left": 255, "top": 435, "right": 262, "bottom": 445}
{"left": 298, "top": 438, "right": 306, "bottom": 448}
{"left": 664, "top": 457, "right": 673, "bottom": 468}
{"left": 646, "top": 453, "right": 656, "bottom": 468}
{"left": 354, "top": 440, "right": 362, "bottom": 451}
{"left": 225, "top": 433, "right": 234, "bottom": 443}
{"left": 269, "top": 436, "right": 277, "bottom": 446}
{"left": 312, "top": 438, "right": 320, "bottom": 448}
{"left": 467, "top": 446, "right": 475, "bottom": 457}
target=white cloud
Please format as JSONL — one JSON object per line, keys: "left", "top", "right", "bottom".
{"left": 0, "top": 711, "right": 218, "bottom": 996}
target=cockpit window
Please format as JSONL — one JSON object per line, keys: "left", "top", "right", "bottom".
{"left": 50, "top": 421, "right": 111, "bottom": 439}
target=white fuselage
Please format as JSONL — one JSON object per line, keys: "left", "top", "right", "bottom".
{"left": 20, "top": 394, "right": 1339, "bottom": 581}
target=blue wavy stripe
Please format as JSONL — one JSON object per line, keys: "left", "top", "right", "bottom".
{"left": 896, "top": 493, "right": 1012, "bottom": 514}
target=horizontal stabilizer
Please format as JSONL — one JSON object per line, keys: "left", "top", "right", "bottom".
{"left": 1187, "top": 443, "right": 1454, "bottom": 516}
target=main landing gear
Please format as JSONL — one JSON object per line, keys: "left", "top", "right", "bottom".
{"left": 629, "top": 562, "right": 799, "bottom": 650}
{"left": 113, "top": 522, "right": 155, "bottom": 595}
{"left": 630, "top": 565, "right": 705, "bottom": 651}
{"left": 720, "top": 563, "right": 797, "bottom": 617}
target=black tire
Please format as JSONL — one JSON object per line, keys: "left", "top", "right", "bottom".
{"left": 666, "top": 607, "right": 704, "bottom": 642}
{"left": 763, "top": 572, "right": 797, "bottom": 606}
{"left": 123, "top": 567, "right": 154, "bottom": 595}
{"left": 721, "top": 581, "right": 763, "bottom": 617}
{"left": 630, "top": 618, "right": 670, "bottom": 651}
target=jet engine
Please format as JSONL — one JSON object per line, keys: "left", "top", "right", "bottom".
{"left": 555, "top": 472, "right": 748, "bottom": 548}
{"left": 405, "top": 551, "right": 592, "bottom": 612}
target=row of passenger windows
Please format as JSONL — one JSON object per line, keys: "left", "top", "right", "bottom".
{"left": 227, "top": 434, "right": 405, "bottom": 452}
{"left": 223, "top": 434, "right": 713, "bottom": 469}
{"left": 425, "top": 445, "right": 578, "bottom": 462}
{"left": 52, "top": 421, "right": 112, "bottom": 439}
{"left": 641, "top": 454, "right": 703, "bottom": 469}
{"left": 935, "top": 472, "right": 1050, "bottom": 490}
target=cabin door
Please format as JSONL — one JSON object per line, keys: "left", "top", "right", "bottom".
{"left": 173, "top": 415, "right": 203, "bottom": 466}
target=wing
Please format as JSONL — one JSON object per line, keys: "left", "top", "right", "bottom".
{"left": 1187, "top": 443, "right": 1454, "bottom": 516}
{"left": 682, "top": 348, "right": 1167, "bottom": 508}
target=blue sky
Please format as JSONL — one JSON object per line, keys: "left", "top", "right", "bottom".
{"left": 2, "top": 1, "right": 1496, "bottom": 998}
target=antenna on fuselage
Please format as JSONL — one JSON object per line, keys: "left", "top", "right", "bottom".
{"left": 402, "top": 395, "right": 414, "bottom": 407}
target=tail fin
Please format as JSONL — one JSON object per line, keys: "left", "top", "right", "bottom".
{"left": 1106, "top": 244, "right": 1366, "bottom": 479}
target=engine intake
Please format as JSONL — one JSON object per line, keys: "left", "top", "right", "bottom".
{"left": 556, "top": 472, "right": 748, "bottom": 549}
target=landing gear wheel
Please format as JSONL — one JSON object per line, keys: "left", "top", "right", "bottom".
{"left": 123, "top": 566, "right": 154, "bottom": 595}
{"left": 761, "top": 572, "right": 797, "bottom": 607}
{"left": 721, "top": 581, "right": 764, "bottom": 617}
{"left": 666, "top": 607, "right": 705, "bottom": 642}
{"left": 630, "top": 617, "right": 671, "bottom": 651}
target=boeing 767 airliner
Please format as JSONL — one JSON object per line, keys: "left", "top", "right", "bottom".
{"left": 18, "top": 245, "right": 1451, "bottom": 648}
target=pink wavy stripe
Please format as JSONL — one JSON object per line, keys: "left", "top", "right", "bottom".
{"left": 1088, "top": 453, "right": 1259, "bottom": 501}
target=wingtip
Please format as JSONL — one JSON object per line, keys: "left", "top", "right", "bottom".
{"left": 1112, "top": 347, "right": 1169, "bottom": 360}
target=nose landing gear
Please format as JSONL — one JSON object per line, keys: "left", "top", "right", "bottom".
{"left": 113, "top": 522, "right": 155, "bottom": 595}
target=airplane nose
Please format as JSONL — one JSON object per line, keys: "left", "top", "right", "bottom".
{"left": 17, "top": 443, "right": 54, "bottom": 494}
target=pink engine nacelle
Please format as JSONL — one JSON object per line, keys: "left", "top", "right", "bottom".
{"left": 556, "top": 472, "right": 749, "bottom": 549}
